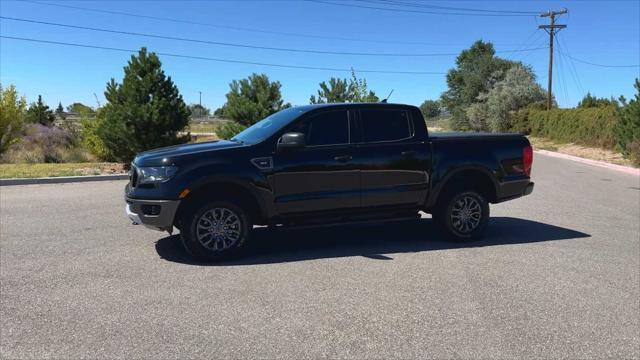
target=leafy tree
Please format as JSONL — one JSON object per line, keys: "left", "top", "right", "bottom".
{"left": 26, "top": 95, "right": 56, "bottom": 126}
{"left": 96, "top": 48, "right": 190, "bottom": 162}
{"left": 480, "top": 64, "right": 546, "bottom": 132}
{"left": 577, "top": 92, "right": 618, "bottom": 108}
{"left": 223, "top": 73, "right": 290, "bottom": 126}
{"left": 213, "top": 105, "right": 226, "bottom": 117}
{"left": 0, "top": 84, "right": 27, "bottom": 154}
{"left": 310, "top": 70, "right": 379, "bottom": 104}
{"left": 349, "top": 69, "right": 379, "bottom": 102}
{"left": 615, "top": 79, "right": 640, "bottom": 163}
{"left": 66, "top": 102, "right": 95, "bottom": 114}
{"left": 310, "top": 78, "right": 350, "bottom": 104}
{"left": 420, "top": 100, "right": 441, "bottom": 119}
{"left": 188, "top": 103, "right": 210, "bottom": 118}
{"left": 440, "top": 40, "right": 515, "bottom": 130}
{"left": 466, "top": 102, "right": 490, "bottom": 132}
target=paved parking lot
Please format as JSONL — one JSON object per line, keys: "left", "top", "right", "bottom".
{"left": 1, "top": 154, "right": 639, "bottom": 358}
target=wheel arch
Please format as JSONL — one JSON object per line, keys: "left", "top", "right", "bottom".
{"left": 174, "top": 180, "right": 267, "bottom": 229}
{"left": 427, "top": 166, "right": 499, "bottom": 210}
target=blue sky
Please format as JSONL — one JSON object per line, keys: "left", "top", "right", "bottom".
{"left": 1, "top": 0, "right": 639, "bottom": 111}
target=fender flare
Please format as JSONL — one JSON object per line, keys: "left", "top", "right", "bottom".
{"left": 426, "top": 165, "right": 499, "bottom": 209}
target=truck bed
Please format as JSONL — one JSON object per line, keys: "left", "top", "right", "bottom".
{"left": 429, "top": 132, "right": 525, "bottom": 141}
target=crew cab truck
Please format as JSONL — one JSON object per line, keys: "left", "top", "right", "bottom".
{"left": 125, "top": 103, "right": 534, "bottom": 261}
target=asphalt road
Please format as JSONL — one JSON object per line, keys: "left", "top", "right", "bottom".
{"left": 1, "top": 154, "right": 639, "bottom": 359}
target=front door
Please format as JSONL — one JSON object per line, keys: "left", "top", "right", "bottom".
{"left": 272, "top": 109, "right": 360, "bottom": 215}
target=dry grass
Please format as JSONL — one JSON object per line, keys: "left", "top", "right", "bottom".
{"left": 528, "top": 136, "right": 636, "bottom": 168}
{"left": 190, "top": 134, "right": 218, "bottom": 143}
{"left": 0, "top": 163, "right": 126, "bottom": 179}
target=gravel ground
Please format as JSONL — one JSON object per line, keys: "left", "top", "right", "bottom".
{"left": 1, "top": 153, "right": 639, "bottom": 358}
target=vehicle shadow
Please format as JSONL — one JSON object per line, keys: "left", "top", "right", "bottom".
{"left": 154, "top": 217, "right": 590, "bottom": 266}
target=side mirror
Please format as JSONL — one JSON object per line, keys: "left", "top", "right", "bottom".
{"left": 277, "top": 132, "right": 306, "bottom": 151}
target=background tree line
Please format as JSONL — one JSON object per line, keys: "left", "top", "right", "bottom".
{"left": 2, "top": 43, "right": 638, "bottom": 166}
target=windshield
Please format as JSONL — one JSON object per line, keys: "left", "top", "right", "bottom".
{"left": 232, "top": 107, "right": 307, "bottom": 144}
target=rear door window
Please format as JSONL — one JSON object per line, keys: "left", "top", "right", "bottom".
{"left": 360, "top": 109, "right": 412, "bottom": 143}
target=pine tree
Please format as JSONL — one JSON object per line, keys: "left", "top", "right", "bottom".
{"left": 97, "top": 48, "right": 190, "bottom": 162}
{"left": 223, "top": 73, "right": 290, "bottom": 127}
{"left": 310, "top": 78, "right": 350, "bottom": 104}
{"left": 26, "top": 95, "right": 56, "bottom": 126}
{"left": 55, "top": 102, "right": 66, "bottom": 120}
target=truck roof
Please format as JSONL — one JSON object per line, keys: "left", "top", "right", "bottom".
{"left": 291, "top": 102, "right": 420, "bottom": 112}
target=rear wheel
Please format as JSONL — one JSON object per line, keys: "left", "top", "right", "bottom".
{"left": 180, "top": 201, "right": 251, "bottom": 261}
{"left": 434, "top": 190, "right": 489, "bottom": 241}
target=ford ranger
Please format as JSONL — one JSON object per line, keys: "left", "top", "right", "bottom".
{"left": 125, "top": 103, "right": 534, "bottom": 261}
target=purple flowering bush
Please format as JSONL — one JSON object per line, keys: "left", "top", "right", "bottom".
{"left": 1, "top": 124, "right": 93, "bottom": 163}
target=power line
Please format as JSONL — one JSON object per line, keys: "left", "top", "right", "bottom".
{"left": 516, "top": 33, "right": 548, "bottom": 64}
{"left": 307, "top": 0, "right": 536, "bottom": 17}
{"left": 0, "top": 16, "right": 547, "bottom": 57}
{"left": 360, "top": 0, "right": 539, "bottom": 15}
{"left": 557, "top": 51, "right": 640, "bottom": 68}
{"left": 23, "top": 0, "right": 516, "bottom": 47}
{"left": 555, "top": 34, "right": 586, "bottom": 99}
{"left": 554, "top": 38, "right": 571, "bottom": 106}
{"left": 504, "top": 28, "right": 543, "bottom": 62}
{"left": 0, "top": 35, "right": 447, "bottom": 75}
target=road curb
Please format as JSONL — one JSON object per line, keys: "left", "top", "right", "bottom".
{"left": 535, "top": 150, "right": 640, "bottom": 176}
{"left": 0, "top": 174, "right": 129, "bottom": 186}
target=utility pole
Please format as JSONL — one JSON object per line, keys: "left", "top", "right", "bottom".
{"left": 539, "top": 8, "right": 567, "bottom": 110}
{"left": 198, "top": 91, "right": 202, "bottom": 118}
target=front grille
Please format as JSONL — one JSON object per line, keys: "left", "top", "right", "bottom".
{"left": 130, "top": 164, "right": 138, "bottom": 188}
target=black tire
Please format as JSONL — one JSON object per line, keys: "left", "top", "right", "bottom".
{"left": 180, "top": 201, "right": 251, "bottom": 261}
{"left": 434, "top": 189, "right": 489, "bottom": 241}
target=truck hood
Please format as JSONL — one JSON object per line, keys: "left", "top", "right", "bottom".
{"left": 133, "top": 140, "right": 245, "bottom": 166}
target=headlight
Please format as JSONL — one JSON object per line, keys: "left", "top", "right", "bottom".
{"left": 137, "top": 166, "right": 178, "bottom": 184}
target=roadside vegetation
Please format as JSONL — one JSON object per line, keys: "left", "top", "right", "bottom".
{"left": 1, "top": 41, "right": 638, "bottom": 179}
{"left": 0, "top": 163, "right": 124, "bottom": 179}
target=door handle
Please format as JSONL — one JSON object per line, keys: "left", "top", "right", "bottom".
{"left": 401, "top": 150, "right": 417, "bottom": 157}
{"left": 334, "top": 155, "right": 352, "bottom": 162}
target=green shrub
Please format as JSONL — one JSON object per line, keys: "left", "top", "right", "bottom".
{"left": 626, "top": 139, "right": 640, "bottom": 166}
{"left": 80, "top": 116, "right": 108, "bottom": 160}
{"left": 216, "top": 121, "right": 246, "bottom": 140}
{"left": 510, "top": 103, "right": 546, "bottom": 134}
{"left": 527, "top": 106, "right": 619, "bottom": 148}
{"left": 614, "top": 79, "right": 640, "bottom": 160}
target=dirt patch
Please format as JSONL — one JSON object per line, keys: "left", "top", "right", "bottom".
{"left": 73, "top": 163, "right": 126, "bottom": 176}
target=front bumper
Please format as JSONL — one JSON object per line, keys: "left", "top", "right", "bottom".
{"left": 125, "top": 196, "right": 180, "bottom": 232}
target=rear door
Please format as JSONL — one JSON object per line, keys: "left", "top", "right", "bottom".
{"left": 272, "top": 108, "right": 360, "bottom": 215}
{"left": 354, "top": 107, "right": 430, "bottom": 208}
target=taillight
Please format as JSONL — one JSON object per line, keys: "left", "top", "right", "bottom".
{"left": 523, "top": 145, "right": 533, "bottom": 177}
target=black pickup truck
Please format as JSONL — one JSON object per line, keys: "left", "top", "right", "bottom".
{"left": 125, "top": 103, "right": 534, "bottom": 260}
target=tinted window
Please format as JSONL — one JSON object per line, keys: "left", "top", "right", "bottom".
{"left": 233, "top": 107, "right": 307, "bottom": 144}
{"left": 291, "top": 110, "right": 349, "bottom": 146}
{"left": 361, "top": 109, "right": 411, "bottom": 142}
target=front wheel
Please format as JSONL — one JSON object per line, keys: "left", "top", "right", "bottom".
{"left": 434, "top": 190, "right": 489, "bottom": 241}
{"left": 180, "top": 201, "right": 251, "bottom": 261}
